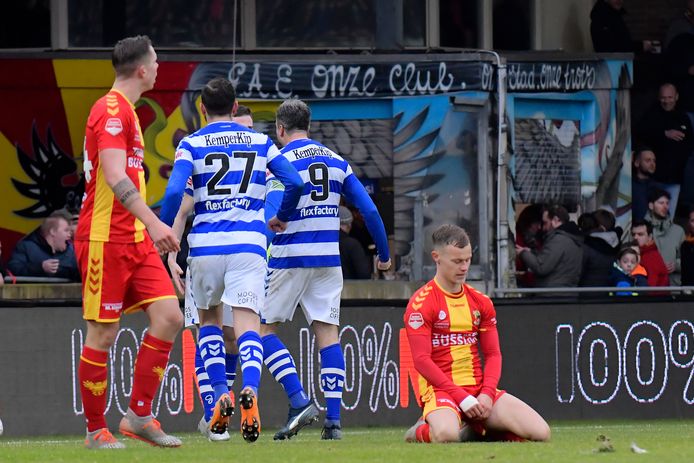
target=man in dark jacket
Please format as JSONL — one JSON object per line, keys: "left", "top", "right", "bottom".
{"left": 590, "top": 0, "right": 645, "bottom": 53}
{"left": 579, "top": 210, "right": 620, "bottom": 287}
{"left": 516, "top": 204, "right": 583, "bottom": 291}
{"left": 637, "top": 83, "right": 694, "bottom": 217}
{"left": 338, "top": 206, "right": 371, "bottom": 280}
{"left": 8, "top": 210, "right": 80, "bottom": 281}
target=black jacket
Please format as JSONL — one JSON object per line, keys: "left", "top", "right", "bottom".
{"left": 590, "top": 1, "right": 635, "bottom": 53}
{"left": 339, "top": 230, "right": 371, "bottom": 280}
{"left": 638, "top": 105, "right": 694, "bottom": 184}
{"left": 580, "top": 231, "right": 620, "bottom": 287}
{"left": 7, "top": 229, "right": 80, "bottom": 281}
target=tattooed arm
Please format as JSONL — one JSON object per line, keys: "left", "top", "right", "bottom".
{"left": 99, "top": 148, "right": 180, "bottom": 253}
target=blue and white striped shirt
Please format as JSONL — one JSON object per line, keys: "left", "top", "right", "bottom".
{"left": 268, "top": 138, "right": 390, "bottom": 269}
{"left": 162, "top": 121, "right": 284, "bottom": 259}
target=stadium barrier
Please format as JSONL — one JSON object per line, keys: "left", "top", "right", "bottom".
{"left": 1, "top": 292, "right": 693, "bottom": 436}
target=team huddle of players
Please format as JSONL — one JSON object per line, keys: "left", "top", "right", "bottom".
{"left": 74, "top": 35, "right": 549, "bottom": 449}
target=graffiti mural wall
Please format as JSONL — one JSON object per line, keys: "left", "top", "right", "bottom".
{"left": 507, "top": 58, "right": 633, "bottom": 229}
{"left": 0, "top": 54, "right": 631, "bottom": 285}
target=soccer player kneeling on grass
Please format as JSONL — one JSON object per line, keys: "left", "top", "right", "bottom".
{"left": 403, "top": 224, "right": 550, "bottom": 443}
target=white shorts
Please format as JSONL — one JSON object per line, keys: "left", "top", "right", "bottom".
{"left": 188, "top": 253, "right": 266, "bottom": 315}
{"left": 183, "top": 270, "right": 234, "bottom": 327}
{"left": 263, "top": 267, "right": 343, "bottom": 325}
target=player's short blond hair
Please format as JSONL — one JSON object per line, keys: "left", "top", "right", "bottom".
{"left": 432, "top": 224, "right": 470, "bottom": 249}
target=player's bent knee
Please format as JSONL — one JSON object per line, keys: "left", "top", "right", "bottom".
{"left": 429, "top": 426, "right": 460, "bottom": 443}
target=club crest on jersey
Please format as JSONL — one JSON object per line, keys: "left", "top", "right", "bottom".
{"left": 473, "top": 309, "right": 481, "bottom": 326}
{"left": 408, "top": 312, "right": 424, "bottom": 329}
{"left": 105, "top": 117, "right": 123, "bottom": 136}
{"left": 438, "top": 310, "right": 447, "bottom": 320}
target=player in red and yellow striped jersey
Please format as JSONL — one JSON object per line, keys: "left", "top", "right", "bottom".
{"left": 75, "top": 35, "right": 183, "bottom": 450}
{"left": 403, "top": 224, "right": 550, "bottom": 444}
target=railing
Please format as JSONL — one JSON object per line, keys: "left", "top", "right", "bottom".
{"left": 494, "top": 286, "right": 694, "bottom": 296}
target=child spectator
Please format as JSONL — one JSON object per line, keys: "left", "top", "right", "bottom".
{"left": 611, "top": 247, "right": 647, "bottom": 295}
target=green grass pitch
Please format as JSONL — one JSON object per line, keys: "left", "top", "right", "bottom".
{"left": 1, "top": 421, "right": 693, "bottom": 462}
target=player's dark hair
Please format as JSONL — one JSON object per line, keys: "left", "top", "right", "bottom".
{"left": 631, "top": 219, "right": 653, "bottom": 236}
{"left": 202, "top": 77, "right": 236, "bottom": 116}
{"left": 545, "top": 204, "right": 569, "bottom": 224}
{"left": 112, "top": 35, "right": 153, "bottom": 77}
{"left": 235, "top": 104, "right": 252, "bottom": 117}
{"left": 276, "top": 99, "right": 311, "bottom": 133}
{"left": 432, "top": 224, "right": 470, "bottom": 249}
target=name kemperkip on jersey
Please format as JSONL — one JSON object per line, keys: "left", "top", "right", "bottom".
{"left": 404, "top": 280, "right": 497, "bottom": 389}
{"left": 268, "top": 139, "right": 350, "bottom": 269}
{"left": 76, "top": 89, "right": 147, "bottom": 243}
{"left": 174, "top": 121, "right": 281, "bottom": 259}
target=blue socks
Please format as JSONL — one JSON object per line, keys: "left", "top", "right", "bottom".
{"left": 262, "top": 334, "right": 309, "bottom": 409}
{"left": 195, "top": 344, "right": 215, "bottom": 421}
{"left": 320, "top": 343, "right": 345, "bottom": 423}
{"left": 198, "top": 325, "right": 228, "bottom": 400}
{"left": 238, "top": 331, "right": 264, "bottom": 395}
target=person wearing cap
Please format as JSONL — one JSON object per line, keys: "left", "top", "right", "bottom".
{"left": 338, "top": 206, "right": 371, "bottom": 280}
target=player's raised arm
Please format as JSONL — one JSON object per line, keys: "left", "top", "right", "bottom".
{"left": 99, "top": 148, "right": 179, "bottom": 253}
{"left": 342, "top": 171, "right": 391, "bottom": 269}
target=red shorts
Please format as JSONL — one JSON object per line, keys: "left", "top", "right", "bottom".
{"left": 421, "top": 384, "right": 506, "bottom": 422}
{"left": 75, "top": 238, "right": 176, "bottom": 322}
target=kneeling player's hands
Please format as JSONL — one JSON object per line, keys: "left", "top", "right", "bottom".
{"left": 460, "top": 395, "right": 484, "bottom": 421}
{"left": 476, "top": 393, "right": 494, "bottom": 420}
{"left": 268, "top": 216, "right": 287, "bottom": 233}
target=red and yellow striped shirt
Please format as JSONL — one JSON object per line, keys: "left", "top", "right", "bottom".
{"left": 76, "top": 90, "right": 147, "bottom": 243}
{"left": 404, "top": 279, "right": 499, "bottom": 401}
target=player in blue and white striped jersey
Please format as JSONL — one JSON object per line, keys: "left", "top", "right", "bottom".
{"left": 160, "top": 78, "right": 303, "bottom": 443}
{"left": 260, "top": 99, "right": 391, "bottom": 441}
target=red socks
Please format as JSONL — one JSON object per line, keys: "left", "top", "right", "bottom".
{"left": 79, "top": 346, "right": 109, "bottom": 432}
{"left": 129, "top": 333, "right": 173, "bottom": 416}
{"left": 415, "top": 423, "right": 431, "bottom": 443}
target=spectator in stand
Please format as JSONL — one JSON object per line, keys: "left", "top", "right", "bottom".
{"left": 665, "top": 0, "right": 694, "bottom": 48}
{"left": 610, "top": 246, "right": 648, "bottom": 295}
{"left": 514, "top": 204, "right": 543, "bottom": 287}
{"left": 637, "top": 83, "right": 694, "bottom": 217}
{"left": 7, "top": 209, "right": 80, "bottom": 281}
{"left": 681, "top": 206, "right": 694, "bottom": 285}
{"left": 338, "top": 206, "right": 371, "bottom": 280}
{"left": 645, "top": 189, "right": 685, "bottom": 285}
{"left": 590, "top": 0, "right": 652, "bottom": 53}
{"left": 631, "top": 148, "right": 663, "bottom": 221}
{"left": 516, "top": 204, "right": 583, "bottom": 292}
{"left": 579, "top": 210, "right": 620, "bottom": 287}
{"left": 631, "top": 219, "right": 670, "bottom": 288}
